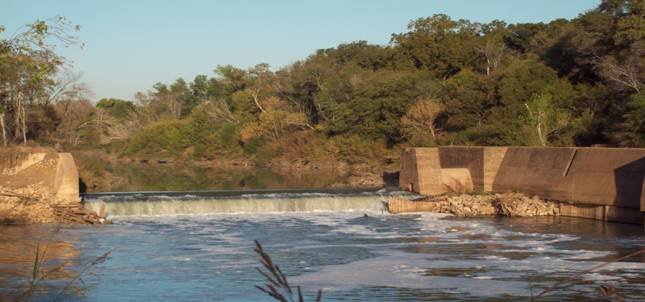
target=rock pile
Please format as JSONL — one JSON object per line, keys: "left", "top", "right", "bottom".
{"left": 388, "top": 193, "right": 561, "bottom": 217}
{"left": 0, "top": 187, "right": 107, "bottom": 224}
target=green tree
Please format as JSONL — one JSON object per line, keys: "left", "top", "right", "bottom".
{"left": 524, "top": 93, "right": 572, "bottom": 146}
{"left": 96, "top": 98, "right": 135, "bottom": 119}
{"left": 0, "top": 16, "right": 81, "bottom": 145}
{"left": 392, "top": 14, "right": 481, "bottom": 77}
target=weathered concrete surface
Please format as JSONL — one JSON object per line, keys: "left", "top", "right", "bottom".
{"left": 55, "top": 153, "right": 80, "bottom": 202}
{"left": 492, "top": 147, "right": 645, "bottom": 208}
{"left": 399, "top": 146, "right": 645, "bottom": 225}
{"left": 0, "top": 147, "right": 79, "bottom": 223}
{"left": 399, "top": 148, "right": 474, "bottom": 195}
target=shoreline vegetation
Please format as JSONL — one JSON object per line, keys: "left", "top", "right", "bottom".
{"left": 0, "top": 0, "right": 642, "bottom": 193}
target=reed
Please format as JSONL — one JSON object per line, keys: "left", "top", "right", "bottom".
{"left": 15, "top": 227, "right": 111, "bottom": 302}
{"left": 254, "top": 240, "right": 322, "bottom": 302}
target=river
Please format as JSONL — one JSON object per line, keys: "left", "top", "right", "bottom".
{"left": 1, "top": 191, "right": 644, "bottom": 301}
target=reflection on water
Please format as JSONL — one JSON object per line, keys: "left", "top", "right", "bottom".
{"left": 1, "top": 211, "right": 643, "bottom": 301}
{"left": 83, "top": 163, "right": 354, "bottom": 192}
{"left": 0, "top": 225, "right": 83, "bottom": 301}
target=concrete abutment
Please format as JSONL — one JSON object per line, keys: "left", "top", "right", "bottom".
{"left": 398, "top": 146, "right": 645, "bottom": 226}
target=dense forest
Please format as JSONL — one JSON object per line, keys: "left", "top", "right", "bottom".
{"left": 1, "top": 0, "right": 643, "bottom": 173}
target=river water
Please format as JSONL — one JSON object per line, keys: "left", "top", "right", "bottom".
{"left": 1, "top": 191, "right": 644, "bottom": 301}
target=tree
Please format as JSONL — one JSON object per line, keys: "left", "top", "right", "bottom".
{"left": 477, "top": 20, "right": 509, "bottom": 76}
{"left": 0, "top": 16, "right": 80, "bottom": 145}
{"left": 440, "top": 69, "right": 498, "bottom": 131}
{"left": 401, "top": 99, "right": 444, "bottom": 146}
{"left": 524, "top": 93, "right": 572, "bottom": 146}
{"left": 392, "top": 14, "right": 481, "bottom": 77}
{"left": 612, "top": 91, "right": 645, "bottom": 146}
{"left": 52, "top": 99, "right": 94, "bottom": 146}
{"left": 594, "top": 48, "right": 644, "bottom": 93}
{"left": 96, "top": 98, "right": 135, "bottom": 119}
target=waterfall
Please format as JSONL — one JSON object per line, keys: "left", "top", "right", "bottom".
{"left": 83, "top": 191, "right": 400, "bottom": 216}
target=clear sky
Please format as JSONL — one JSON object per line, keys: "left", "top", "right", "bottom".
{"left": 1, "top": 0, "right": 600, "bottom": 101}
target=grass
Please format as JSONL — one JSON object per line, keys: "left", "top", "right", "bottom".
{"left": 530, "top": 248, "right": 645, "bottom": 301}
{"left": 15, "top": 227, "right": 111, "bottom": 302}
{"left": 254, "top": 240, "right": 322, "bottom": 302}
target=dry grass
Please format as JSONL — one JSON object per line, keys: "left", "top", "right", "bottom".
{"left": 530, "top": 248, "right": 645, "bottom": 301}
{"left": 254, "top": 240, "right": 322, "bottom": 302}
{"left": 14, "top": 228, "right": 111, "bottom": 302}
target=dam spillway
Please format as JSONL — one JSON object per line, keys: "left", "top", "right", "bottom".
{"left": 83, "top": 188, "right": 407, "bottom": 216}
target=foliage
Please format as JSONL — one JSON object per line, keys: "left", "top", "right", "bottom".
{"left": 95, "top": 98, "right": 135, "bottom": 119}
{"left": 401, "top": 99, "right": 444, "bottom": 146}
{"left": 125, "top": 121, "right": 190, "bottom": 156}
{"left": 524, "top": 93, "right": 572, "bottom": 146}
{"left": 0, "top": 16, "right": 81, "bottom": 146}
{"left": 2, "top": 0, "right": 643, "bottom": 167}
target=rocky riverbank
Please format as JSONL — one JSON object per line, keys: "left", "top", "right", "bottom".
{"left": 388, "top": 193, "right": 561, "bottom": 217}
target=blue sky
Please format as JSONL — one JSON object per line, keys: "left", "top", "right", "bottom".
{"left": 1, "top": 0, "right": 600, "bottom": 101}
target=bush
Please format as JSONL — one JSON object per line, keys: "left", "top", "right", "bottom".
{"left": 328, "top": 134, "right": 388, "bottom": 163}
{"left": 126, "top": 121, "right": 189, "bottom": 156}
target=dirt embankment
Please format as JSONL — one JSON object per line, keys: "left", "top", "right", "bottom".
{"left": 389, "top": 193, "right": 561, "bottom": 217}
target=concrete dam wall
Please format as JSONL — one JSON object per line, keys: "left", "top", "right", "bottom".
{"left": 399, "top": 147, "right": 645, "bottom": 225}
{"left": 0, "top": 148, "right": 80, "bottom": 223}
{"left": 0, "top": 148, "right": 79, "bottom": 203}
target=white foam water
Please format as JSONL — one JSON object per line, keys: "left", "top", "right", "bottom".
{"left": 84, "top": 194, "right": 389, "bottom": 216}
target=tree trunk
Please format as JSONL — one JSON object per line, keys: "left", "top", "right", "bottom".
{"left": 0, "top": 113, "right": 6, "bottom": 147}
{"left": 20, "top": 101, "right": 27, "bottom": 145}
{"left": 14, "top": 93, "right": 22, "bottom": 142}
{"left": 537, "top": 122, "right": 546, "bottom": 146}
{"left": 251, "top": 90, "right": 266, "bottom": 113}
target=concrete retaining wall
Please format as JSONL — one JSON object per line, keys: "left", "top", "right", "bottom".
{"left": 399, "top": 146, "right": 645, "bottom": 225}
{"left": 0, "top": 148, "right": 79, "bottom": 203}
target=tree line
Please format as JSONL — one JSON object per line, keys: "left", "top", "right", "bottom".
{"left": 0, "top": 0, "right": 642, "bottom": 165}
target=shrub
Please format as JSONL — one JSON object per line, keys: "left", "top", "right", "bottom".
{"left": 126, "top": 121, "right": 189, "bottom": 156}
